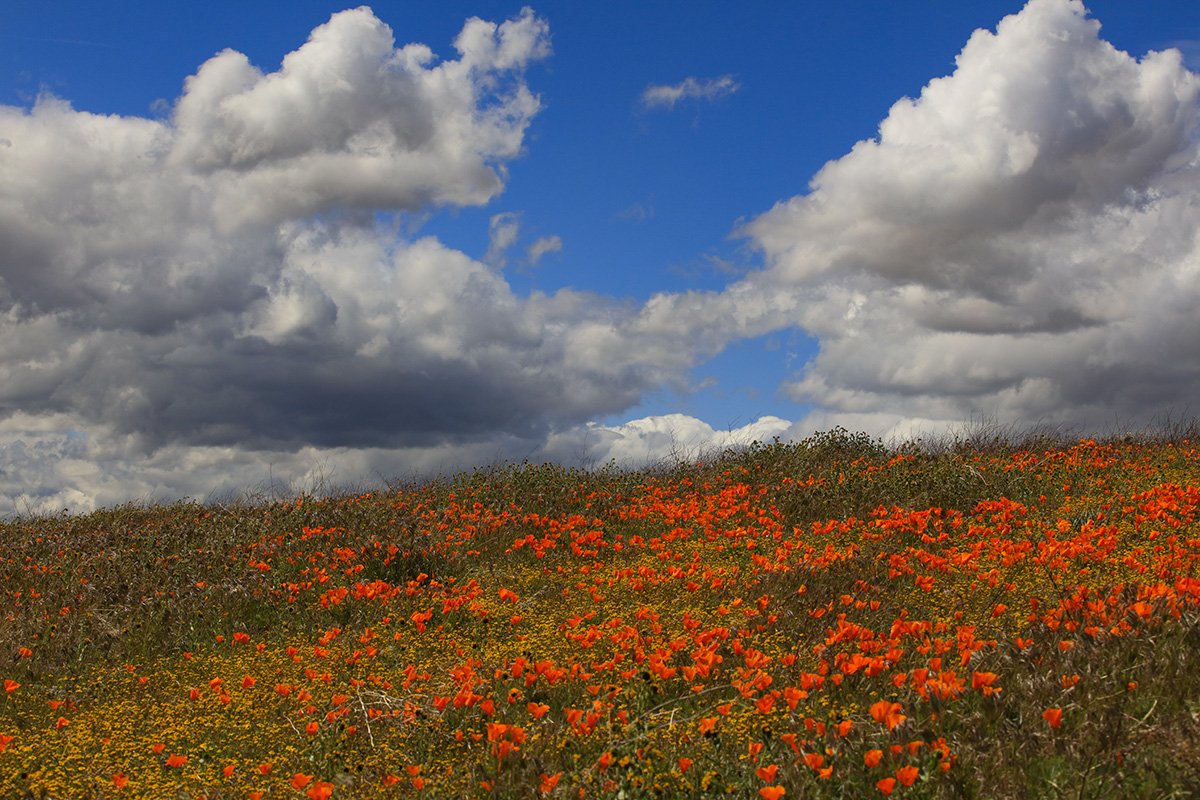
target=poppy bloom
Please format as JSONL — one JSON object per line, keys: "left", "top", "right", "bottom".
{"left": 678, "top": 758, "right": 693, "bottom": 773}
{"left": 112, "top": 773, "right": 128, "bottom": 789}
{"left": 972, "top": 672, "right": 1000, "bottom": 691}
{"left": 759, "top": 788, "right": 786, "bottom": 800}
{"left": 3, "top": 680, "right": 18, "bottom": 693}
{"left": 896, "top": 765, "right": 919, "bottom": 786}
{"left": 756, "top": 764, "right": 779, "bottom": 781}
{"left": 257, "top": 763, "right": 273, "bottom": 775}
{"left": 870, "top": 700, "right": 907, "bottom": 731}
{"left": 306, "top": 783, "right": 333, "bottom": 800}
{"left": 292, "top": 773, "right": 313, "bottom": 790}
{"left": 865, "top": 749, "right": 883, "bottom": 767}
{"left": 165, "top": 754, "right": 187, "bottom": 768}
{"left": 1043, "top": 708, "right": 1063, "bottom": 728}
{"left": 877, "top": 777, "right": 897, "bottom": 795}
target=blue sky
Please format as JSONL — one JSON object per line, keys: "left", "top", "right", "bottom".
{"left": 2, "top": 0, "right": 1200, "bottom": 511}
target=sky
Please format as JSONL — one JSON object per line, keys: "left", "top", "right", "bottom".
{"left": 1, "top": 0, "right": 1199, "bottom": 514}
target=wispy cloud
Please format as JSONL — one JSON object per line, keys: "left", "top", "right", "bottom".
{"left": 615, "top": 200, "right": 654, "bottom": 222}
{"left": 526, "top": 235, "right": 562, "bottom": 265}
{"left": 486, "top": 212, "right": 521, "bottom": 266}
{"left": 639, "top": 75, "right": 740, "bottom": 111}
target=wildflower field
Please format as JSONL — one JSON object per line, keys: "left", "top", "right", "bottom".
{"left": 3, "top": 427, "right": 1200, "bottom": 799}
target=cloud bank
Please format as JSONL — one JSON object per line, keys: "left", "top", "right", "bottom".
{"left": 0, "top": 8, "right": 696, "bottom": 455}
{"left": 3, "top": 0, "right": 1200, "bottom": 514}
{"left": 0, "top": 7, "right": 710, "bottom": 514}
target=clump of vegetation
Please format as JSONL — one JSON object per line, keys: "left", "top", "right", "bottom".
{"left": 2, "top": 426, "right": 1199, "bottom": 798}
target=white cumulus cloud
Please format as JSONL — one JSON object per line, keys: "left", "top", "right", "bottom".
{"left": 639, "top": 0, "right": 1200, "bottom": 438}
{"left": 0, "top": 7, "right": 713, "bottom": 515}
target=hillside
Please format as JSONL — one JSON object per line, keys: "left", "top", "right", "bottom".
{"left": 2, "top": 428, "right": 1199, "bottom": 798}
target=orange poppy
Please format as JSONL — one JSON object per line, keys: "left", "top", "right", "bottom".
{"left": 869, "top": 700, "right": 907, "bottom": 731}
{"left": 306, "top": 782, "right": 333, "bottom": 800}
